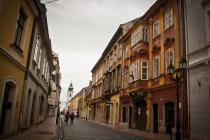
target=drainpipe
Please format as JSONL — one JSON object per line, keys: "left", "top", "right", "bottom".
{"left": 178, "top": 0, "right": 188, "bottom": 139}
{"left": 183, "top": 0, "right": 191, "bottom": 139}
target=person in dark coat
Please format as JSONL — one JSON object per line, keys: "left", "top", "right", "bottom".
{"left": 70, "top": 112, "right": 75, "bottom": 124}
{"left": 65, "top": 111, "right": 70, "bottom": 124}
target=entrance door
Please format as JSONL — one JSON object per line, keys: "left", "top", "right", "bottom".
{"left": 106, "top": 105, "right": 110, "bottom": 123}
{"left": 30, "top": 93, "right": 36, "bottom": 124}
{"left": 0, "top": 83, "right": 10, "bottom": 134}
{"left": 165, "top": 102, "right": 175, "bottom": 134}
{"left": 136, "top": 100, "right": 147, "bottom": 130}
{"left": 128, "top": 106, "right": 132, "bottom": 128}
{"left": 153, "top": 104, "right": 158, "bottom": 133}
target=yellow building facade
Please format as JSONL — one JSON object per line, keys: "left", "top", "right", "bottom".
{"left": 0, "top": 0, "right": 38, "bottom": 135}
{"left": 90, "top": 0, "right": 187, "bottom": 137}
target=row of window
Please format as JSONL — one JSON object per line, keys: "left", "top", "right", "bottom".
{"left": 33, "top": 33, "right": 50, "bottom": 82}
{"left": 12, "top": 7, "right": 50, "bottom": 83}
{"left": 130, "top": 8, "right": 174, "bottom": 46}
{"left": 153, "top": 8, "right": 173, "bottom": 38}
{"left": 128, "top": 48, "right": 174, "bottom": 82}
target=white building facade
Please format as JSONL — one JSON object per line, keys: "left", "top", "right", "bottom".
{"left": 185, "top": 0, "right": 210, "bottom": 139}
{"left": 21, "top": 3, "right": 53, "bottom": 128}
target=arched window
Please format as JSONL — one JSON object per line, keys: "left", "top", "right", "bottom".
{"left": 165, "top": 48, "right": 174, "bottom": 73}
{"left": 153, "top": 56, "right": 160, "bottom": 78}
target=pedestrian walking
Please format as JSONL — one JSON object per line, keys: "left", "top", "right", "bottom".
{"left": 76, "top": 111, "right": 79, "bottom": 119}
{"left": 56, "top": 111, "right": 60, "bottom": 124}
{"left": 70, "top": 112, "right": 75, "bottom": 124}
{"left": 60, "top": 111, "right": 65, "bottom": 122}
{"left": 65, "top": 111, "right": 70, "bottom": 124}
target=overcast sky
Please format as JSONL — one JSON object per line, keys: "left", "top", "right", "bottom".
{"left": 46, "top": 0, "right": 156, "bottom": 107}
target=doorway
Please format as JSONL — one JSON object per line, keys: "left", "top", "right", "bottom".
{"left": 153, "top": 104, "right": 158, "bottom": 133}
{"left": 128, "top": 106, "right": 132, "bottom": 128}
{"left": 165, "top": 102, "right": 175, "bottom": 134}
{"left": 0, "top": 82, "right": 16, "bottom": 135}
{"left": 30, "top": 93, "right": 36, "bottom": 125}
{"left": 135, "top": 99, "right": 147, "bottom": 130}
{"left": 106, "top": 105, "right": 110, "bottom": 123}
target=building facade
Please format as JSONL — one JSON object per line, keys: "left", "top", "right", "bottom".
{"left": 90, "top": 20, "right": 137, "bottom": 125}
{"left": 0, "top": 0, "right": 39, "bottom": 135}
{"left": 89, "top": 0, "right": 188, "bottom": 139}
{"left": 20, "top": 2, "right": 53, "bottom": 129}
{"left": 185, "top": 0, "right": 210, "bottom": 139}
{"left": 48, "top": 52, "right": 61, "bottom": 117}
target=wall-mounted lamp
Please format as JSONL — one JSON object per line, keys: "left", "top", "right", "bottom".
{"left": 197, "top": 80, "right": 201, "bottom": 87}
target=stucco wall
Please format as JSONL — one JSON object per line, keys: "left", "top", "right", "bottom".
{"left": 185, "top": 0, "right": 207, "bottom": 54}
{"left": 189, "top": 64, "right": 210, "bottom": 140}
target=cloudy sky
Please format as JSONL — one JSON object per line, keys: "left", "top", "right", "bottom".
{"left": 46, "top": 0, "right": 156, "bottom": 106}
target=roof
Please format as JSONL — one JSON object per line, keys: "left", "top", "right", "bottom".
{"left": 91, "top": 18, "right": 139, "bottom": 73}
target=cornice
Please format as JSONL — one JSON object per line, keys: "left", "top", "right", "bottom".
{"left": 0, "top": 46, "right": 25, "bottom": 71}
{"left": 29, "top": 70, "right": 48, "bottom": 94}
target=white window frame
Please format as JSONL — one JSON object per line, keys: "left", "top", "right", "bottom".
{"left": 165, "top": 8, "right": 173, "bottom": 30}
{"left": 44, "top": 62, "right": 48, "bottom": 79}
{"left": 153, "top": 56, "right": 160, "bottom": 78}
{"left": 141, "top": 60, "right": 148, "bottom": 80}
{"left": 165, "top": 48, "right": 174, "bottom": 73}
{"left": 38, "top": 49, "right": 42, "bottom": 69}
{"left": 42, "top": 58, "right": 46, "bottom": 75}
{"left": 133, "top": 61, "right": 139, "bottom": 81}
{"left": 153, "top": 20, "right": 160, "bottom": 38}
{"left": 131, "top": 27, "right": 141, "bottom": 46}
{"left": 33, "top": 34, "right": 39, "bottom": 63}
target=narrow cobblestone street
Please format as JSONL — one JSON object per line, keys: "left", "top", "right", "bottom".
{"left": 62, "top": 119, "right": 144, "bottom": 140}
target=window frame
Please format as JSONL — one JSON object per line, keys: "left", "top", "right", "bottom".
{"left": 165, "top": 48, "right": 174, "bottom": 73}
{"left": 153, "top": 56, "right": 160, "bottom": 78}
{"left": 33, "top": 33, "right": 40, "bottom": 63}
{"left": 165, "top": 8, "right": 173, "bottom": 30}
{"left": 13, "top": 7, "right": 27, "bottom": 50}
{"left": 153, "top": 20, "right": 160, "bottom": 38}
{"left": 141, "top": 60, "right": 148, "bottom": 80}
{"left": 38, "top": 49, "right": 42, "bottom": 70}
{"left": 142, "top": 27, "right": 148, "bottom": 42}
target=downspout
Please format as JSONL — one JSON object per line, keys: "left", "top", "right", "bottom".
{"left": 178, "top": 0, "right": 189, "bottom": 139}
{"left": 18, "top": 17, "right": 38, "bottom": 130}
{"left": 183, "top": 0, "right": 190, "bottom": 139}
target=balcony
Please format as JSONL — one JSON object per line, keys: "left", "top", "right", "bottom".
{"left": 130, "top": 41, "right": 149, "bottom": 62}
{"left": 128, "top": 79, "right": 148, "bottom": 93}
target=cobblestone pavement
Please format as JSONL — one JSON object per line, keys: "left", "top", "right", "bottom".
{"left": 62, "top": 119, "right": 144, "bottom": 140}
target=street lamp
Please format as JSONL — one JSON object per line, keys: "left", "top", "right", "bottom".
{"left": 167, "top": 57, "right": 187, "bottom": 140}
